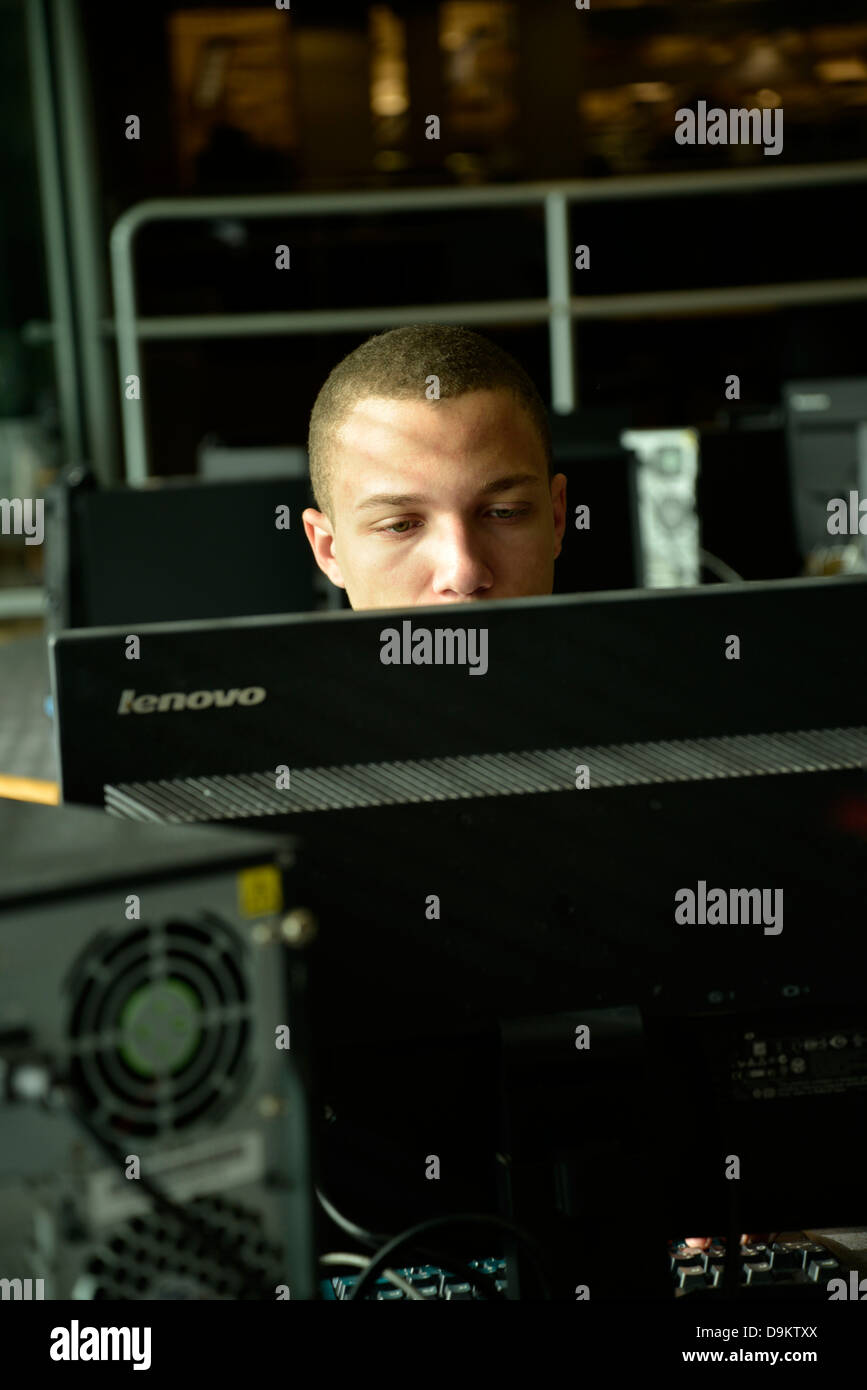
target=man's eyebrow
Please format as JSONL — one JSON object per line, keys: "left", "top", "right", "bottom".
{"left": 355, "top": 473, "right": 542, "bottom": 513}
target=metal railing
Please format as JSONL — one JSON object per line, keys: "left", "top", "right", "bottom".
{"left": 109, "top": 158, "right": 867, "bottom": 485}
{"left": 7, "top": 159, "right": 867, "bottom": 620}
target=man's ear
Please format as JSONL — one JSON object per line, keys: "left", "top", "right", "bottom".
{"left": 301, "top": 507, "right": 347, "bottom": 589}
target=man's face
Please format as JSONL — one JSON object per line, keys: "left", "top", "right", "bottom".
{"left": 302, "top": 388, "right": 567, "bottom": 610}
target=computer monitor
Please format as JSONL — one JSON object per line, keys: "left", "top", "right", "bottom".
{"left": 698, "top": 414, "right": 802, "bottom": 581}
{"left": 49, "top": 576, "right": 867, "bottom": 1270}
{"left": 549, "top": 406, "right": 641, "bottom": 594}
{"left": 784, "top": 377, "right": 867, "bottom": 564}
{"left": 50, "top": 575, "right": 866, "bottom": 812}
{"left": 42, "top": 471, "right": 327, "bottom": 634}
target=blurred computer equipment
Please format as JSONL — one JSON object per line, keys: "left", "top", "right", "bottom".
{"left": 42, "top": 467, "right": 330, "bottom": 635}
{"left": 197, "top": 438, "right": 309, "bottom": 483}
{"left": 621, "top": 427, "right": 700, "bottom": 587}
{"left": 0, "top": 799, "right": 317, "bottom": 1299}
{"left": 550, "top": 407, "right": 641, "bottom": 594}
{"left": 784, "top": 377, "right": 867, "bottom": 571}
{"left": 697, "top": 408, "right": 802, "bottom": 583}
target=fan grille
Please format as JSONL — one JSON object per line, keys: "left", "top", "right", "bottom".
{"left": 66, "top": 915, "right": 250, "bottom": 1139}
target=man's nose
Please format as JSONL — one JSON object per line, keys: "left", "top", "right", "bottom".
{"left": 429, "top": 520, "right": 493, "bottom": 598}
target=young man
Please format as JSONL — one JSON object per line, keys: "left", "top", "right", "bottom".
{"left": 303, "top": 323, "right": 568, "bottom": 610}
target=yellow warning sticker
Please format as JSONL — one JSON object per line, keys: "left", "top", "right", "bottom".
{"left": 238, "top": 865, "right": 283, "bottom": 918}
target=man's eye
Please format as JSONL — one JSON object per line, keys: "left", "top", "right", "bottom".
{"left": 376, "top": 507, "right": 529, "bottom": 536}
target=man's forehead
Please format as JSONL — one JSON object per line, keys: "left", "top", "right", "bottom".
{"left": 335, "top": 388, "right": 529, "bottom": 454}
{"left": 330, "top": 390, "right": 546, "bottom": 514}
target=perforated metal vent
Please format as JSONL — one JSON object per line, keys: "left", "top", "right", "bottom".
{"left": 104, "top": 726, "right": 867, "bottom": 822}
{"left": 74, "top": 1196, "right": 282, "bottom": 1300}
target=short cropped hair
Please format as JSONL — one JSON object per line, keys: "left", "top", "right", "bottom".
{"left": 307, "top": 323, "right": 553, "bottom": 520}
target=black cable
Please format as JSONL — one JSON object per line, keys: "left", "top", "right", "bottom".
{"left": 315, "top": 1187, "right": 506, "bottom": 1299}
{"left": 699, "top": 548, "right": 745, "bottom": 584}
{"left": 315, "top": 1184, "right": 384, "bottom": 1249}
{"left": 348, "top": 1212, "right": 551, "bottom": 1301}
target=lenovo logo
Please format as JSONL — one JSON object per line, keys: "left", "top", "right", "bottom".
{"left": 117, "top": 687, "right": 266, "bottom": 714}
